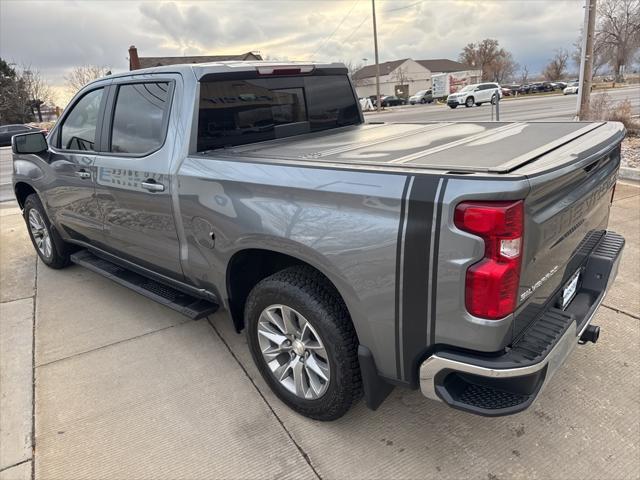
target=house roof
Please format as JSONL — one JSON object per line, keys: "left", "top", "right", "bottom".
{"left": 137, "top": 52, "right": 262, "bottom": 69}
{"left": 352, "top": 59, "right": 410, "bottom": 80}
{"left": 416, "top": 59, "right": 475, "bottom": 73}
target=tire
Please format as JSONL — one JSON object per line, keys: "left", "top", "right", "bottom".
{"left": 491, "top": 95, "right": 497, "bottom": 105}
{"left": 465, "top": 96, "right": 474, "bottom": 107}
{"left": 23, "top": 194, "right": 71, "bottom": 269}
{"left": 449, "top": 104, "right": 457, "bottom": 109}
{"left": 245, "top": 266, "right": 362, "bottom": 421}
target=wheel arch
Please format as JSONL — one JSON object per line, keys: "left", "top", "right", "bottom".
{"left": 225, "top": 248, "right": 357, "bottom": 336}
{"left": 14, "top": 182, "right": 37, "bottom": 209}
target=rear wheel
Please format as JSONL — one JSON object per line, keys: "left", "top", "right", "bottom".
{"left": 245, "top": 266, "right": 362, "bottom": 421}
{"left": 465, "top": 97, "right": 474, "bottom": 107}
{"left": 491, "top": 94, "right": 498, "bottom": 105}
{"left": 24, "top": 194, "right": 71, "bottom": 269}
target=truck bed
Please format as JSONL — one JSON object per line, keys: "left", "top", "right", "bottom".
{"left": 210, "top": 121, "right": 607, "bottom": 174}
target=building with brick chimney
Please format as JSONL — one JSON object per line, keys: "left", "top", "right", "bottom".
{"left": 128, "top": 45, "right": 263, "bottom": 70}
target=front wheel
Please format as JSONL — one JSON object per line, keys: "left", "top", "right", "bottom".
{"left": 245, "top": 266, "right": 362, "bottom": 421}
{"left": 24, "top": 194, "right": 71, "bottom": 269}
{"left": 449, "top": 104, "right": 457, "bottom": 109}
{"left": 465, "top": 97, "right": 474, "bottom": 107}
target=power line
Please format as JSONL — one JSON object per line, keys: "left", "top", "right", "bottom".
{"left": 342, "top": 15, "right": 369, "bottom": 44}
{"left": 311, "top": 0, "right": 361, "bottom": 57}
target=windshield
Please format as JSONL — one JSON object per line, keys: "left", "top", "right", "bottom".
{"left": 459, "top": 85, "right": 474, "bottom": 93}
{"left": 414, "top": 90, "right": 427, "bottom": 96}
{"left": 569, "top": 82, "right": 579, "bottom": 86}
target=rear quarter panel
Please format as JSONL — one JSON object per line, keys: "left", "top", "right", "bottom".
{"left": 177, "top": 158, "right": 408, "bottom": 379}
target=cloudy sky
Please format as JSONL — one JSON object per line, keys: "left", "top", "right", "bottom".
{"left": 0, "top": 0, "right": 586, "bottom": 104}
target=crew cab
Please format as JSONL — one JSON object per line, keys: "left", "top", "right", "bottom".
{"left": 12, "top": 62, "right": 625, "bottom": 420}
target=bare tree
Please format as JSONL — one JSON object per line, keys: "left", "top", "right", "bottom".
{"left": 18, "top": 65, "right": 52, "bottom": 121}
{"left": 459, "top": 38, "right": 518, "bottom": 82}
{"left": 341, "top": 59, "right": 364, "bottom": 83}
{"left": 572, "top": 31, "right": 612, "bottom": 78}
{"left": 493, "top": 52, "right": 518, "bottom": 83}
{"left": 519, "top": 65, "right": 530, "bottom": 84}
{"left": 64, "top": 65, "right": 110, "bottom": 93}
{"left": 392, "top": 65, "right": 410, "bottom": 97}
{"left": 543, "top": 49, "right": 570, "bottom": 81}
{"left": 597, "top": 0, "right": 640, "bottom": 81}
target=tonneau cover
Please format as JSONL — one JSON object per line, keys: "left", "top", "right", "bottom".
{"left": 212, "top": 121, "right": 605, "bottom": 173}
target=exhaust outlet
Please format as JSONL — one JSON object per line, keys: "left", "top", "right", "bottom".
{"left": 580, "top": 325, "right": 600, "bottom": 344}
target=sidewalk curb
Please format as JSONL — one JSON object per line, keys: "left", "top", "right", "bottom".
{"left": 619, "top": 167, "right": 640, "bottom": 182}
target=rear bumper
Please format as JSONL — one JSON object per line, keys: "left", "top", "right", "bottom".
{"left": 419, "top": 231, "right": 624, "bottom": 416}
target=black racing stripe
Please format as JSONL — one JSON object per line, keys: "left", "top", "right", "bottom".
{"left": 401, "top": 175, "right": 439, "bottom": 380}
{"left": 394, "top": 176, "right": 412, "bottom": 379}
{"left": 429, "top": 178, "right": 448, "bottom": 346}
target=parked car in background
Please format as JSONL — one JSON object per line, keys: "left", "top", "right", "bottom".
{"left": 0, "top": 124, "right": 46, "bottom": 147}
{"left": 518, "top": 84, "right": 532, "bottom": 94}
{"left": 408, "top": 89, "right": 433, "bottom": 104}
{"left": 502, "top": 84, "right": 520, "bottom": 96}
{"left": 552, "top": 81, "right": 568, "bottom": 90}
{"left": 381, "top": 95, "right": 407, "bottom": 107}
{"left": 447, "top": 82, "right": 501, "bottom": 108}
{"left": 564, "top": 82, "right": 579, "bottom": 95}
{"left": 529, "top": 82, "right": 555, "bottom": 93}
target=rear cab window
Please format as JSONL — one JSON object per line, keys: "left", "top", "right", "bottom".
{"left": 197, "top": 74, "right": 360, "bottom": 152}
{"left": 110, "top": 82, "right": 171, "bottom": 154}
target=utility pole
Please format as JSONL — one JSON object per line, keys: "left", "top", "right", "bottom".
{"left": 371, "top": 0, "right": 381, "bottom": 112}
{"left": 577, "top": 0, "right": 597, "bottom": 120}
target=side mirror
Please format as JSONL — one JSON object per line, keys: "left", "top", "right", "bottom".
{"left": 12, "top": 132, "right": 48, "bottom": 154}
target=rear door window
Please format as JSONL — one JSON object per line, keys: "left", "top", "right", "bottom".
{"left": 197, "top": 75, "right": 359, "bottom": 151}
{"left": 110, "top": 82, "right": 171, "bottom": 154}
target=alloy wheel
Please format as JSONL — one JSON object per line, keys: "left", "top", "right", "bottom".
{"left": 28, "top": 209, "right": 52, "bottom": 259}
{"left": 257, "top": 304, "right": 330, "bottom": 400}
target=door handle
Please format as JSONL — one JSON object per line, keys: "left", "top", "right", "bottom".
{"left": 141, "top": 180, "right": 165, "bottom": 193}
{"left": 75, "top": 170, "right": 91, "bottom": 179}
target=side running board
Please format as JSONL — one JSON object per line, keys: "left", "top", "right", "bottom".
{"left": 70, "top": 250, "right": 218, "bottom": 320}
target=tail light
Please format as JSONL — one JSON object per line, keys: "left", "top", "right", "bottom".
{"left": 454, "top": 200, "right": 524, "bottom": 319}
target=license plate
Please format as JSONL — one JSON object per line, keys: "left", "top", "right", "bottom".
{"left": 559, "top": 270, "right": 580, "bottom": 309}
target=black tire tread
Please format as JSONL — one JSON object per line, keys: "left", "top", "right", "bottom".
{"left": 245, "top": 265, "right": 362, "bottom": 421}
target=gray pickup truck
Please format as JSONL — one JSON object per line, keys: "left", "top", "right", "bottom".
{"left": 11, "top": 62, "right": 625, "bottom": 421}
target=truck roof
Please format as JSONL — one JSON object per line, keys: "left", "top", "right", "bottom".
{"left": 93, "top": 61, "right": 346, "bottom": 82}
{"left": 207, "top": 121, "right": 617, "bottom": 174}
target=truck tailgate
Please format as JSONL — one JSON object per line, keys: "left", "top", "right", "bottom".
{"left": 513, "top": 123, "right": 625, "bottom": 339}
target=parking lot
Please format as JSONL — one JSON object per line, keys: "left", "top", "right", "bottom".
{"left": 1, "top": 173, "right": 638, "bottom": 479}
{"left": 366, "top": 86, "right": 640, "bottom": 123}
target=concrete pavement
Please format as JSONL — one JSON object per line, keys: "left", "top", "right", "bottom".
{"left": 0, "top": 183, "right": 638, "bottom": 479}
{"left": 0, "top": 148, "right": 13, "bottom": 203}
